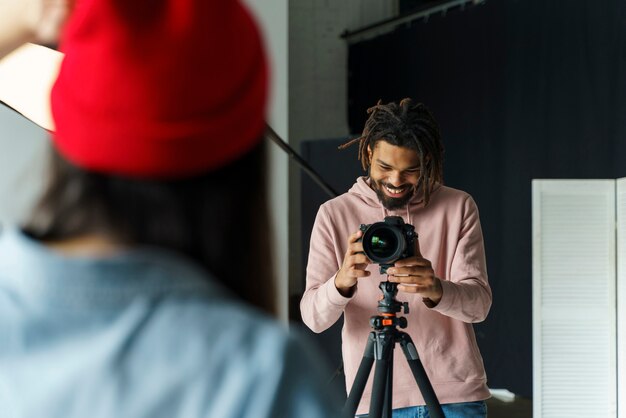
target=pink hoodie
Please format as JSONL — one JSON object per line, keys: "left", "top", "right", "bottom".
{"left": 301, "top": 176, "right": 491, "bottom": 414}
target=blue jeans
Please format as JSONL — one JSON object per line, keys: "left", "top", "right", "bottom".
{"left": 357, "top": 401, "right": 488, "bottom": 418}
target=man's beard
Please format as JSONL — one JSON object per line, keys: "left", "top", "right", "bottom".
{"left": 370, "top": 179, "right": 415, "bottom": 210}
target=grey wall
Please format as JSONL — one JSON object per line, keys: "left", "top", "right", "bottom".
{"left": 0, "top": 106, "right": 47, "bottom": 227}
{"left": 288, "top": 0, "right": 398, "bottom": 300}
{"left": 245, "top": 0, "right": 290, "bottom": 322}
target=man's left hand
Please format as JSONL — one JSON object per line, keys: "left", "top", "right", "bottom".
{"left": 386, "top": 238, "right": 443, "bottom": 306}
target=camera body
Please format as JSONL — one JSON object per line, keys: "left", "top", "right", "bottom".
{"left": 359, "top": 216, "right": 417, "bottom": 274}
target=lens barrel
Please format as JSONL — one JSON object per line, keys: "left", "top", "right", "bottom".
{"left": 362, "top": 222, "right": 407, "bottom": 264}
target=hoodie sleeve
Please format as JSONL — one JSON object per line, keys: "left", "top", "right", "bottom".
{"left": 430, "top": 195, "right": 492, "bottom": 323}
{"left": 300, "top": 205, "right": 354, "bottom": 333}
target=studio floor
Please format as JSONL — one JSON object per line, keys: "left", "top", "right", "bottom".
{"left": 486, "top": 396, "right": 532, "bottom": 418}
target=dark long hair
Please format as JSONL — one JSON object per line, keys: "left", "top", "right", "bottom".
{"left": 340, "top": 98, "right": 444, "bottom": 205}
{"left": 23, "top": 141, "right": 275, "bottom": 314}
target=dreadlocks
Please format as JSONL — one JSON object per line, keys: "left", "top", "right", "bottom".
{"left": 339, "top": 98, "right": 444, "bottom": 205}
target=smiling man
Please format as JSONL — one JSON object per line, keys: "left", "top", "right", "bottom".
{"left": 301, "top": 98, "right": 492, "bottom": 417}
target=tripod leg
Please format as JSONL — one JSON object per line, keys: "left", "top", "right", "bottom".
{"left": 398, "top": 333, "right": 445, "bottom": 418}
{"left": 369, "top": 331, "right": 394, "bottom": 418}
{"left": 381, "top": 349, "right": 393, "bottom": 418}
{"left": 344, "top": 332, "right": 376, "bottom": 417}
{"left": 369, "top": 357, "right": 389, "bottom": 418}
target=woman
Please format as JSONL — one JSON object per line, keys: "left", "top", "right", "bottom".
{"left": 0, "top": 0, "right": 339, "bottom": 417}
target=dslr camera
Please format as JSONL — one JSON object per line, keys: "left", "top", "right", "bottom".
{"left": 359, "top": 216, "right": 417, "bottom": 274}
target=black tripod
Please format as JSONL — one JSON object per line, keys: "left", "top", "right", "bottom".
{"left": 343, "top": 281, "right": 444, "bottom": 418}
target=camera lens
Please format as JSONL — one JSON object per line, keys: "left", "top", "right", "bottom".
{"left": 359, "top": 216, "right": 416, "bottom": 272}
{"left": 362, "top": 223, "right": 405, "bottom": 264}
{"left": 369, "top": 229, "right": 398, "bottom": 259}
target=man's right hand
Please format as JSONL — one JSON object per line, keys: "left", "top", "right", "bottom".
{"left": 335, "top": 230, "right": 371, "bottom": 297}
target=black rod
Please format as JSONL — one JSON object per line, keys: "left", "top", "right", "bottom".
{"left": 340, "top": 0, "right": 485, "bottom": 42}
{"left": 265, "top": 124, "right": 339, "bottom": 199}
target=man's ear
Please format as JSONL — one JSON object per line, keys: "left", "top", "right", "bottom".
{"left": 367, "top": 145, "right": 373, "bottom": 165}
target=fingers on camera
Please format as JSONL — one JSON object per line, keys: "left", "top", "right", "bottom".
{"left": 349, "top": 230, "right": 362, "bottom": 243}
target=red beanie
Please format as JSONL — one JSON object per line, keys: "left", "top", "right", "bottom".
{"left": 50, "top": 0, "right": 268, "bottom": 178}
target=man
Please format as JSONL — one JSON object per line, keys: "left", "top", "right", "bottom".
{"left": 301, "top": 98, "right": 492, "bottom": 417}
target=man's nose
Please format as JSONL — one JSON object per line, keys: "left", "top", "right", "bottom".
{"left": 388, "top": 171, "right": 403, "bottom": 185}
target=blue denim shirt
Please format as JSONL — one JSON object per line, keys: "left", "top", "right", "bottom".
{"left": 0, "top": 227, "right": 339, "bottom": 418}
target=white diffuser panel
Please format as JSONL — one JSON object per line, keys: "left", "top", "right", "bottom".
{"left": 617, "top": 178, "right": 626, "bottom": 418}
{"left": 533, "top": 180, "right": 616, "bottom": 417}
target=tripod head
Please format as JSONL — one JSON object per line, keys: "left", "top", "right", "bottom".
{"left": 370, "top": 281, "right": 409, "bottom": 330}
{"left": 377, "top": 281, "right": 409, "bottom": 315}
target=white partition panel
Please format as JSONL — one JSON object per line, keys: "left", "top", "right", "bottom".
{"left": 618, "top": 178, "right": 626, "bottom": 418}
{"left": 533, "top": 180, "right": 616, "bottom": 418}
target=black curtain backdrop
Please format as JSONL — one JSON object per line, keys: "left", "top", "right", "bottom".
{"left": 347, "top": 0, "right": 626, "bottom": 398}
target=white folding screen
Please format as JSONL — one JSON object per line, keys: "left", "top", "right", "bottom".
{"left": 533, "top": 180, "right": 617, "bottom": 418}
{"left": 618, "top": 179, "right": 626, "bottom": 418}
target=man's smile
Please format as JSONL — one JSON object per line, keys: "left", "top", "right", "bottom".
{"left": 383, "top": 183, "right": 410, "bottom": 198}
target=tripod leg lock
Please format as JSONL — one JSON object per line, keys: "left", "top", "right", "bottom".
{"left": 374, "top": 332, "right": 395, "bottom": 360}
{"left": 399, "top": 334, "right": 420, "bottom": 360}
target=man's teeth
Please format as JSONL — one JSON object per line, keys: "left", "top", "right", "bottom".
{"left": 385, "top": 185, "right": 406, "bottom": 194}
